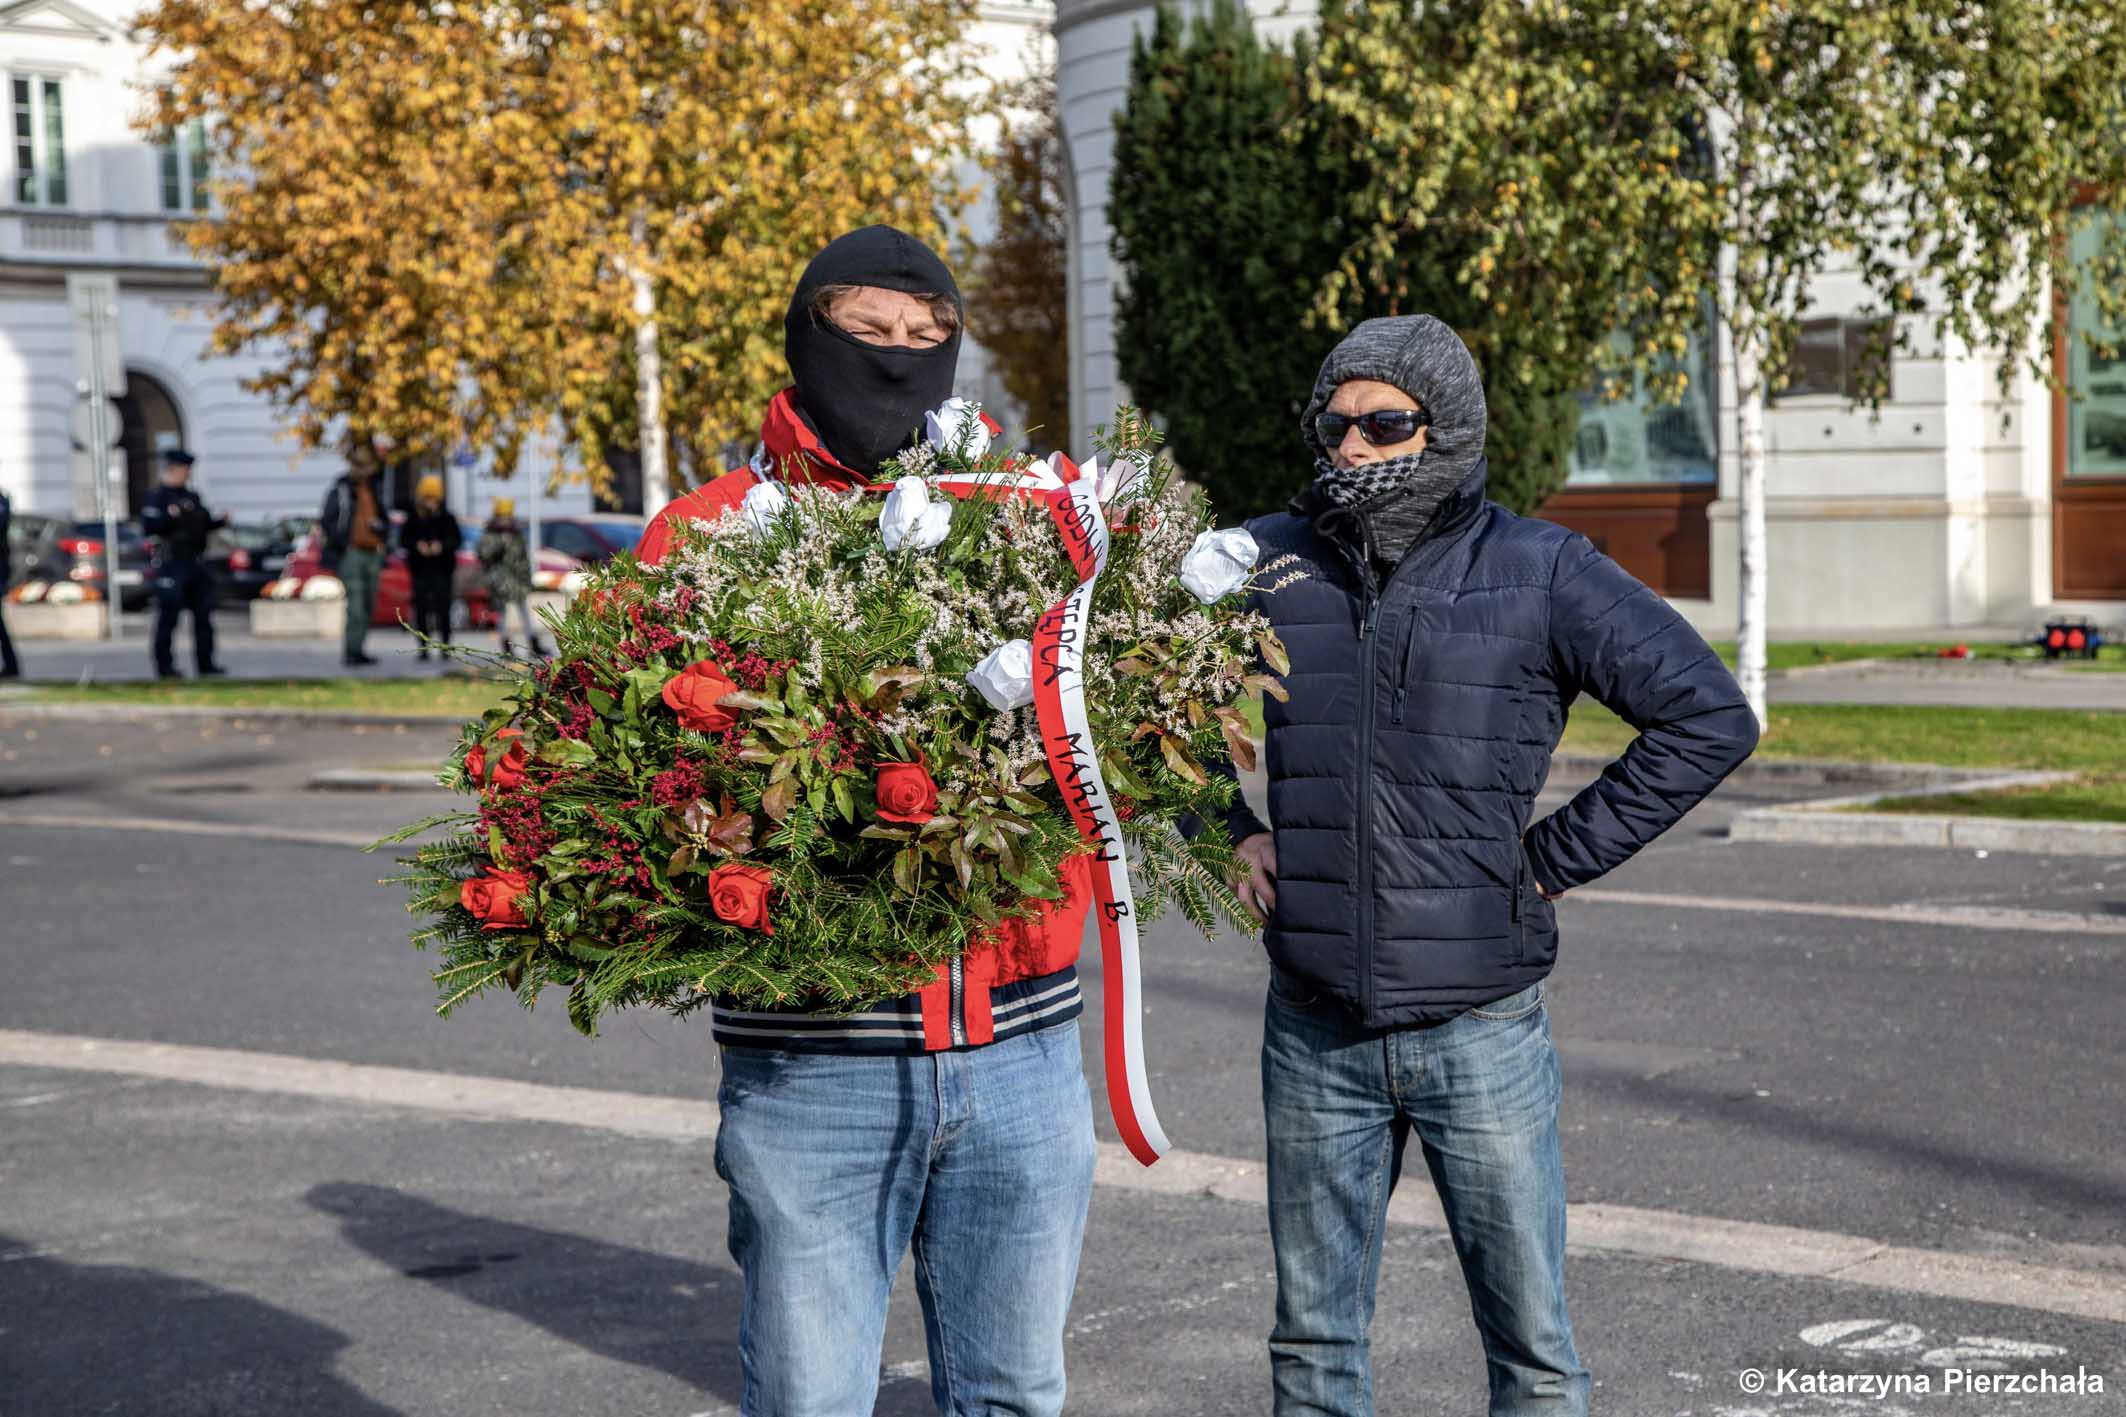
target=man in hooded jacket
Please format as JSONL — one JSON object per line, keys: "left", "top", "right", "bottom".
{"left": 1220, "top": 316, "right": 1759, "bottom": 1415}
{"left": 634, "top": 226, "right": 1097, "bottom": 1417}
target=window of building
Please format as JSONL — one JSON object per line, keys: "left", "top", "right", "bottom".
{"left": 1774, "top": 315, "right": 1893, "bottom": 401}
{"left": 2065, "top": 215, "right": 2126, "bottom": 480}
{"left": 9, "top": 74, "right": 67, "bottom": 206}
{"left": 158, "top": 115, "right": 210, "bottom": 213}
{"left": 1566, "top": 322, "right": 1720, "bottom": 487}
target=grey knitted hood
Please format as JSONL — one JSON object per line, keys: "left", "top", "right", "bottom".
{"left": 1299, "top": 315, "right": 1488, "bottom": 487}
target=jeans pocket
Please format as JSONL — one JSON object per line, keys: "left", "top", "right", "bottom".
{"left": 1468, "top": 981, "right": 1544, "bottom": 1022}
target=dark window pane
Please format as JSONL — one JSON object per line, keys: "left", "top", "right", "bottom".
{"left": 1784, "top": 318, "right": 1846, "bottom": 398}
{"left": 160, "top": 134, "right": 182, "bottom": 209}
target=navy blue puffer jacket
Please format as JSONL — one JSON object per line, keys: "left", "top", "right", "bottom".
{"left": 1224, "top": 459, "right": 1759, "bottom": 1029}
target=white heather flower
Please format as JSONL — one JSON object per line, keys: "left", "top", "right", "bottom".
{"left": 740, "top": 480, "right": 791, "bottom": 537}
{"left": 1177, "top": 526, "right": 1259, "bottom": 604}
{"left": 879, "top": 477, "right": 955, "bottom": 552}
{"left": 923, "top": 397, "right": 992, "bottom": 460}
{"left": 967, "top": 638, "right": 1036, "bottom": 711}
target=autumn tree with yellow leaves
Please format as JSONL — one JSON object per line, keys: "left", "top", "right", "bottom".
{"left": 140, "top": 0, "right": 986, "bottom": 506}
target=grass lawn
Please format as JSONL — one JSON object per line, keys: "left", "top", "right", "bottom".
{"left": 1860, "top": 774, "right": 2126, "bottom": 824}
{"left": 11, "top": 677, "right": 508, "bottom": 720}
{"left": 1556, "top": 700, "right": 2126, "bottom": 772}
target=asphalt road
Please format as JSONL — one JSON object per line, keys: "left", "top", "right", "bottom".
{"left": 2, "top": 711, "right": 2123, "bottom": 1416}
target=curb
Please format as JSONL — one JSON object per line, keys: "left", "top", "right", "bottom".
{"left": 1549, "top": 753, "right": 1972, "bottom": 792}
{"left": 1729, "top": 771, "right": 2126, "bottom": 857}
{"left": 0, "top": 701, "right": 467, "bottom": 731}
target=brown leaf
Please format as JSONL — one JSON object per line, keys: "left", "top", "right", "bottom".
{"left": 1257, "top": 631, "right": 1292, "bottom": 676}
{"left": 1160, "top": 733, "right": 1209, "bottom": 785}
{"left": 760, "top": 775, "right": 797, "bottom": 823}
{"left": 709, "top": 811, "right": 754, "bottom": 855}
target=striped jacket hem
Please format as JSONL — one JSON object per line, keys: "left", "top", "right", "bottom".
{"left": 710, "top": 966, "right": 1082, "bottom": 1055}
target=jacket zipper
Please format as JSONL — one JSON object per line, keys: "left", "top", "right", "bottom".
{"left": 949, "top": 953, "right": 967, "bottom": 1046}
{"left": 1356, "top": 588, "right": 1380, "bottom": 1020}
{"left": 1391, "top": 600, "right": 1421, "bottom": 726}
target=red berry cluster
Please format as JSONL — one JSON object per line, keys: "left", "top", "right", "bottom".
{"left": 650, "top": 757, "right": 708, "bottom": 810}
{"left": 480, "top": 789, "right": 557, "bottom": 866}
{"left": 709, "top": 638, "right": 796, "bottom": 692}
{"left": 580, "top": 806, "right": 655, "bottom": 892}
{"left": 619, "top": 604, "right": 683, "bottom": 662}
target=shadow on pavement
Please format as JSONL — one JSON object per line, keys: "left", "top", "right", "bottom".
{"left": 0, "top": 1232, "right": 403, "bottom": 1416}
{"left": 306, "top": 1182, "right": 941, "bottom": 1416}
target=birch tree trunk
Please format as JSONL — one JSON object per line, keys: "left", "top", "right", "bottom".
{"left": 1732, "top": 321, "right": 1770, "bottom": 729}
{"left": 630, "top": 210, "right": 670, "bottom": 519}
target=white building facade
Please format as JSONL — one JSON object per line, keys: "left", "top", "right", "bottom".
{"left": 1, "top": 0, "right": 1054, "bottom": 530}
{"left": 1054, "top": 0, "right": 2126, "bottom": 632}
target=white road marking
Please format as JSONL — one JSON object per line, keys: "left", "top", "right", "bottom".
{"left": 0, "top": 810, "right": 378, "bottom": 850}
{"left": 3, "top": 1027, "right": 2122, "bottom": 1326}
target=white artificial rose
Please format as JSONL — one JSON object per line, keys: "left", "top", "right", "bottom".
{"left": 300, "top": 574, "right": 347, "bottom": 602}
{"left": 43, "top": 581, "right": 84, "bottom": 605}
{"left": 1177, "top": 526, "right": 1259, "bottom": 604}
{"left": 923, "top": 397, "right": 992, "bottom": 460}
{"left": 967, "top": 638, "right": 1036, "bottom": 711}
{"left": 878, "top": 476, "right": 954, "bottom": 552}
{"left": 740, "top": 479, "right": 791, "bottom": 537}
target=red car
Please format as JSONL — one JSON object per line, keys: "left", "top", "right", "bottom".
{"left": 279, "top": 515, "right": 591, "bottom": 631}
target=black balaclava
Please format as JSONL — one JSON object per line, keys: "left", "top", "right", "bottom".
{"left": 782, "top": 225, "right": 963, "bottom": 474}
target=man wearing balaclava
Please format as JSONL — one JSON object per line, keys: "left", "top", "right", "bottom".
{"left": 1214, "top": 316, "right": 1759, "bottom": 1415}
{"left": 635, "top": 228, "right": 1098, "bottom": 1417}
{"left": 635, "top": 224, "right": 967, "bottom": 560}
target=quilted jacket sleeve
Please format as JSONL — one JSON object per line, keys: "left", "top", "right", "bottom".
{"left": 1522, "top": 535, "right": 1759, "bottom": 894}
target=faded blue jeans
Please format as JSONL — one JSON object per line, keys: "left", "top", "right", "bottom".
{"left": 714, "top": 1021, "right": 1097, "bottom": 1416}
{"left": 1262, "top": 973, "right": 1590, "bottom": 1417}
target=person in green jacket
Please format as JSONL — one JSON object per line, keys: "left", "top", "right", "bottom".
{"left": 475, "top": 499, "right": 546, "bottom": 658}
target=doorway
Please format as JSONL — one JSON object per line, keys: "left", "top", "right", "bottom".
{"left": 114, "top": 370, "right": 186, "bottom": 517}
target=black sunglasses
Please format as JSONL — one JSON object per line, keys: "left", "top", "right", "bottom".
{"left": 1316, "top": 408, "right": 1429, "bottom": 447}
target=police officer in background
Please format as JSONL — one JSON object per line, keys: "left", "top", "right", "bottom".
{"left": 140, "top": 448, "right": 227, "bottom": 680}
{"left": 0, "top": 481, "right": 21, "bottom": 679}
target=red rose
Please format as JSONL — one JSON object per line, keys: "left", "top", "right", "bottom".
{"left": 460, "top": 868, "right": 534, "bottom": 931}
{"left": 663, "top": 659, "right": 740, "bottom": 734}
{"left": 875, "top": 760, "right": 939, "bottom": 825}
{"left": 465, "top": 728, "right": 527, "bottom": 793}
{"left": 708, "top": 863, "right": 774, "bottom": 934}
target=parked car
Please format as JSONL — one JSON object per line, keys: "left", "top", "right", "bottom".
{"left": 62, "top": 520, "right": 154, "bottom": 612}
{"left": 5, "top": 511, "right": 71, "bottom": 591}
{"left": 201, "top": 523, "right": 298, "bottom": 602}
{"left": 537, "top": 516, "right": 643, "bottom": 566}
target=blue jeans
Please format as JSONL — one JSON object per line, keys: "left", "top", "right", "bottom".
{"left": 1262, "top": 974, "right": 1590, "bottom": 1417}
{"left": 714, "top": 1021, "right": 1097, "bottom": 1416}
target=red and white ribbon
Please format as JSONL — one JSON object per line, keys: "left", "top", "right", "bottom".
{"left": 935, "top": 451, "right": 1169, "bottom": 1166}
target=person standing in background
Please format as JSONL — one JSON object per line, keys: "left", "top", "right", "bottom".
{"left": 399, "top": 475, "right": 461, "bottom": 660}
{"left": 475, "top": 498, "right": 544, "bottom": 658}
{"left": 0, "top": 482, "right": 21, "bottom": 679}
{"left": 140, "top": 449, "right": 226, "bottom": 680}
{"left": 319, "top": 438, "right": 389, "bottom": 667}
{"left": 0, "top": 484, "right": 20, "bottom": 684}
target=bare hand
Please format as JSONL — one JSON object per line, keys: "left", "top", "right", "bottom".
{"left": 1234, "top": 833, "right": 1278, "bottom": 923}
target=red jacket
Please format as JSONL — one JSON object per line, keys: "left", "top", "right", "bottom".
{"left": 636, "top": 389, "right": 1093, "bottom": 1053}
